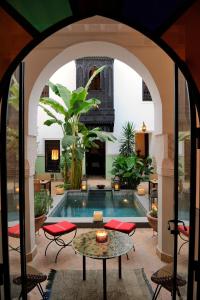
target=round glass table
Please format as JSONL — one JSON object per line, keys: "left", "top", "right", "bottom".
{"left": 72, "top": 230, "right": 133, "bottom": 300}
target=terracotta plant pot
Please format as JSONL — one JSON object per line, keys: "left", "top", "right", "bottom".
{"left": 55, "top": 187, "right": 64, "bottom": 195}
{"left": 35, "top": 214, "right": 47, "bottom": 233}
{"left": 147, "top": 212, "right": 158, "bottom": 233}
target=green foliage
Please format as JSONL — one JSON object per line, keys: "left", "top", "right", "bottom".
{"left": 111, "top": 155, "right": 154, "bottom": 189}
{"left": 119, "top": 122, "right": 135, "bottom": 156}
{"left": 8, "top": 75, "right": 19, "bottom": 111}
{"left": 39, "top": 65, "right": 115, "bottom": 189}
{"left": 34, "top": 189, "right": 53, "bottom": 217}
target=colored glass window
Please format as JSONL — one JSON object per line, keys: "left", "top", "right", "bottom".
{"left": 6, "top": 0, "right": 72, "bottom": 32}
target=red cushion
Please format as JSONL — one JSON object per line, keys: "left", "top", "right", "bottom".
{"left": 178, "top": 225, "right": 190, "bottom": 237}
{"left": 43, "top": 221, "right": 77, "bottom": 236}
{"left": 104, "top": 219, "right": 136, "bottom": 234}
{"left": 8, "top": 224, "right": 20, "bottom": 238}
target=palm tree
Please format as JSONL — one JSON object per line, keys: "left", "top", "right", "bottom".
{"left": 39, "top": 66, "right": 115, "bottom": 189}
{"left": 119, "top": 121, "right": 135, "bottom": 156}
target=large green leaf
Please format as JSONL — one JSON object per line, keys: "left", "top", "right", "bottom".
{"left": 39, "top": 104, "right": 63, "bottom": 126}
{"left": 56, "top": 84, "right": 71, "bottom": 109}
{"left": 70, "top": 87, "right": 87, "bottom": 106}
{"left": 48, "top": 81, "right": 60, "bottom": 96}
{"left": 44, "top": 119, "right": 62, "bottom": 126}
{"left": 72, "top": 99, "right": 100, "bottom": 115}
{"left": 76, "top": 147, "right": 85, "bottom": 161}
{"left": 40, "top": 97, "right": 67, "bottom": 116}
{"left": 63, "top": 122, "right": 72, "bottom": 135}
{"left": 85, "top": 65, "right": 105, "bottom": 91}
{"left": 62, "top": 135, "right": 77, "bottom": 148}
{"left": 78, "top": 122, "right": 88, "bottom": 134}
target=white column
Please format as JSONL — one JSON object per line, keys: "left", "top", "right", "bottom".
{"left": 25, "top": 135, "right": 38, "bottom": 261}
{"left": 156, "top": 158, "right": 174, "bottom": 262}
{"left": 152, "top": 133, "right": 174, "bottom": 262}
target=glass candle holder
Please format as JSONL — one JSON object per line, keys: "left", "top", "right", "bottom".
{"left": 96, "top": 230, "right": 108, "bottom": 243}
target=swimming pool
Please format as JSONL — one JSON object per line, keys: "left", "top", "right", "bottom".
{"left": 50, "top": 189, "right": 146, "bottom": 218}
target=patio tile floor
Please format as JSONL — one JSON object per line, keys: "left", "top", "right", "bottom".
{"left": 9, "top": 228, "right": 188, "bottom": 299}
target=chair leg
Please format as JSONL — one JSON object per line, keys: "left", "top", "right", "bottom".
{"left": 152, "top": 285, "right": 162, "bottom": 300}
{"left": 44, "top": 229, "right": 77, "bottom": 263}
{"left": 37, "top": 283, "right": 45, "bottom": 299}
{"left": 178, "top": 233, "right": 189, "bottom": 254}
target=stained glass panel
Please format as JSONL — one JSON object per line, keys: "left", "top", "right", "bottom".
{"left": 6, "top": 0, "right": 72, "bottom": 32}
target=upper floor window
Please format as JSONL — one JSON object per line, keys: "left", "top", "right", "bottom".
{"left": 89, "top": 66, "right": 100, "bottom": 90}
{"left": 142, "top": 81, "right": 152, "bottom": 101}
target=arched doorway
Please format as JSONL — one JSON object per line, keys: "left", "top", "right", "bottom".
{"left": 0, "top": 4, "right": 198, "bottom": 300}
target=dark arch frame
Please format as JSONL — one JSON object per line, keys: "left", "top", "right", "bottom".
{"left": 0, "top": 7, "right": 199, "bottom": 300}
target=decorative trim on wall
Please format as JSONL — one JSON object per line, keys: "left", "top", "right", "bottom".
{"left": 76, "top": 57, "right": 114, "bottom": 132}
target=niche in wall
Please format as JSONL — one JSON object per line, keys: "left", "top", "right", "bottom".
{"left": 45, "top": 140, "right": 60, "bottom": 172}
{"left": 135, "top": 133, "right": 149, "bottom": 158}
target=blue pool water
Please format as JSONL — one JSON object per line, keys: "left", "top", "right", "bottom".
{"left": 50, "top": 189, "right": 146, "bottom": 218}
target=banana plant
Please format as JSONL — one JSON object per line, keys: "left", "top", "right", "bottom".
{"left": 39, "top": 66, "right": 116, "bottom": 189}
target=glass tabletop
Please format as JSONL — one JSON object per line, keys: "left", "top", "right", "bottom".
{"left": 72, "top": 230, "right": 133, "bottom": 259}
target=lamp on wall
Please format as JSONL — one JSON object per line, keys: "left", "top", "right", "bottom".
{"left": 141, "top": 121, "right": 147, "bottom": 132}
{"left": 51, "top": 149, "right": 59, "bottom": 160}
{"left": 81, "top": 176, "right": 88, "bottom": 191}
{"left": 114, "top": 176, "right": 120, "bottom": 191}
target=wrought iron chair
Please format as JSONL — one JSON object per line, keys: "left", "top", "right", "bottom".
{"left": 151, "top": 263, "right": 186, "bottom": 300}
{"left": 104, "top": 219, "right": 136, "bottom": 259}
{"left": 43, "top": 221, "right": 77, "bottom": 263}
{"left": 178, "top": 224, "right": 189, "bottom": 254}
{"left": 13, "top": 267, "right": 47, "bottom": 299}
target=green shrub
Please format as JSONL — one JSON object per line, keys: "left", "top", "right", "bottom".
{"left": 111, "top": 154, "right": 153, "bottom": 189}
{"left": 34, "top": 189, "right": 53, "bottom": 217}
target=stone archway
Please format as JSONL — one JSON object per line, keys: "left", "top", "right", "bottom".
{"left": 25, "top": 32, "right": 173, "bottom": 262}
{"left": 28, "top": 41, "right": 162, "bottom": 136}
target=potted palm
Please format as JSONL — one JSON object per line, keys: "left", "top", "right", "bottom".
{"left": 34, "top": 189, "right": 53, "bottom": 233}
{"left": 146, "top": 204, "right": 158, "bottom": 234}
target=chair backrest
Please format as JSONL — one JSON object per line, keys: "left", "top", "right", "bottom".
{"left": 35, "top": 173, "right": 51, "bottom": 180}
{"left": 149, "top": 173, "right": 158, "bottom": 181}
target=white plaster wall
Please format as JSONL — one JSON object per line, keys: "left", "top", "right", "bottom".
{"left": 37, "top": 59, "right": 154, "bottom": 156}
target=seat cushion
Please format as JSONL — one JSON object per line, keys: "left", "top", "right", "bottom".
{"left": 43, "top": 221, "right": 77, "bottom": 236}
{"left": 104, "top": 219, "right": 136, "bottom": 234}
{"left": 8, "top": 224, "right": 20, "bottom": 238}
{"left": 178, "top": 225, "right": 190, "bottom": 237}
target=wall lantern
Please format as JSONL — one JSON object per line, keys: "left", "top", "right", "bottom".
{"left": 81, "top": 176, "right": 88, "bottom": 191}
{"left": 149, "top": 188, "right": 158, "bottom": 211}
{"left": 141, "top": 121, "right": 147, "bottom": 132}
{"left": 51, "top": 149, "right": 59, "bottom": 160}
{"left": 114, "top": 176, "right": 120, "bottom": 191}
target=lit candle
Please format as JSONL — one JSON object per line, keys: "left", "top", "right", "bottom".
{"left": 96, "top": 230, "right": 108, "bottom": 243}
{"left": 151, "top": 203, "right": 158, "bottom": 211}
{"left": 114, "top": 183, "right": 120, "bottom": 191}
{"left": 93, "top": 211, "right": 103, "bottom": 222}
{"left": 81, "top": 184, "right": 87, "bottom": 191}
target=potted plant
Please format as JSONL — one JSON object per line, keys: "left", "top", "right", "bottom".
{"left": 111, "top": 121, "right": 153, "bottom": 189}
{"left": 55, "top": 184, "right": 65, "bottom": 195}
{"left": 111, "top": 154, "right": 153, "bottom": 189}
{"left": 34, "top": 189, "right": 53, "bottom": 233}
{"left": 147, "top": 204, "right": 158, "bottom": 235}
